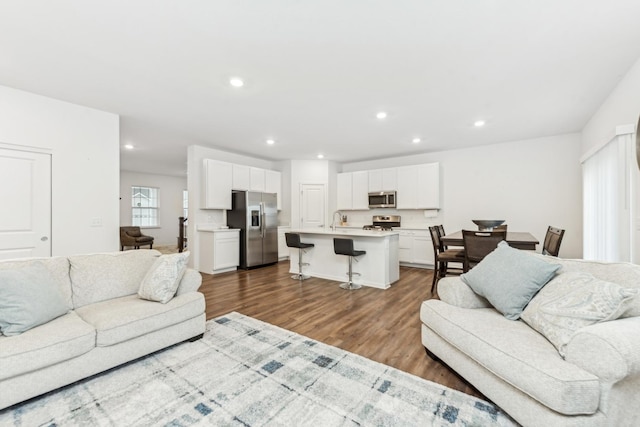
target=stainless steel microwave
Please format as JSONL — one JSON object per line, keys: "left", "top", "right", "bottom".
{"left": 368, "top": 191, "right": 396, "bottom": 208}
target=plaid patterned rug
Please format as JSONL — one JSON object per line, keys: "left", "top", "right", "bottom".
{"left": 2, "top": 312, "right": 517, "bottom": 426}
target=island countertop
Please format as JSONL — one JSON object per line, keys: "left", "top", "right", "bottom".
{"left": 289, "top": 228, "right": 399, "bottom": 238}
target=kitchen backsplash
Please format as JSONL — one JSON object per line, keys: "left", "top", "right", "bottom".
{"left": 339, "top": 209, "right": 442, "bottom": 229}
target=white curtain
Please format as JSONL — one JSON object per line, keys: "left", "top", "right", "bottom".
{"left": 582, "top": 133, "right": 634, "bottom": 262}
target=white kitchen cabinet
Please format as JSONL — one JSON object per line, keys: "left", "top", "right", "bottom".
{"left": 417, "top": 163, "right": 440, "bottom": 209}
{"left": 278, "top": 226, "right": 291, "bottom": 260}
{"left": 250, "top": 167, "right": 266, "bottom": 192}
{"left": 337, "top": 171, "right": 369, "bottom": 210}
{"left": 198, "top": 229, "right": 240, "bottom": 274}
{"left": 398, "top": 229, "right": 434, "bottom": 267}
{"left": 201, "top": 159, "right": 233, "bottom": 209}
{"left": 265, "top": 169, "right": 282, "bottom": 210}
{"left": 368, "top": 168, "right": 397, "bottom": 192}
{"left": 232, "top": 164, "right": 250, "bottom": 190}
{"left": 396, "top": 162, "right": 440, "bottom": 209}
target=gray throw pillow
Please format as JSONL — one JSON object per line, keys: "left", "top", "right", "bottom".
{"left": 0, "top": 262, "right": 70, "bottom": 336}
{"left": 138, "top": 252, "right": 190, "bottom": 303}
{"left": 461, "top": 241, "right": 560, "bottom": 320}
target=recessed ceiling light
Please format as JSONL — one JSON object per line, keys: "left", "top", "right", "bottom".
{"left": 474, "top": 120, "right": 485, "bottom": 127}
{"left": 266, "top": 139, "right": 275, "bottom": 145}
{"left": 412, "top": 138, "right": 421, "bottom": 144}
{"left": 124, "top": 144, "right": 134, "bottom": 150}
{"left": 229, "top": 77, "right": 244, "bottom": 88}
{"left": 376, "top": 111, "right": 387, "bottom": 120}
{"left": 317, "top": 154, "right": 324, "bottom": 159}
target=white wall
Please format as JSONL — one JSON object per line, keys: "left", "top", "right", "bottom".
{"left": 344, "top": 134, "right": 583, "bottom": 258}
{"left": 581, "top": 57, "right": 640, "bottom": 156}
{"left": 119, "top": 171, "right": 187, "bottom": 246}
{"left": 0, "top": 85, "right": 119, "bottom": 255}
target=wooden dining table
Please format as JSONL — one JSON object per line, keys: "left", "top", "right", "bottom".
{"left": 441, "top": 231, "right": 539, "bottom": 251}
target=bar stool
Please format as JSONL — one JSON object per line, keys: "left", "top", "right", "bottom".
{"left": 285, "top": 233, "right": 314, "bottom": 280}
{"left": 333, "top": 238, "right": 366, "bottom": 290}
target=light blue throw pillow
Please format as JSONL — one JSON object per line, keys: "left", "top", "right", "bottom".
{"left": 461, "top": 241, "right": 560, "bottom": 320}
{"left": 0, "top": 262, "right": 70, "bottom": 336}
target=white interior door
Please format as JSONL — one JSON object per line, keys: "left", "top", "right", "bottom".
{"left": 0, "top": 148, "right": 52, "bottom": 259}
{"left": 300, "top": 183, "right": 325, "bottom": 229}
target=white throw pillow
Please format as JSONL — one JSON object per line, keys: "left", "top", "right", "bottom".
{"left": 521, "top": 271, "right": 638, "bottom": 357}
{"left": 138, "top": 252, "right": 190, "bottom": 303}
{"left": 0, "top": 262, "right": 70, "bottom": 335}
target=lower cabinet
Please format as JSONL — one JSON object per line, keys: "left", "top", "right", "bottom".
{"left": 198, "top": 229, "right": 240, "bottom": 274}
{"left": 398, "top": 229, "right": 434, "bottom": 267}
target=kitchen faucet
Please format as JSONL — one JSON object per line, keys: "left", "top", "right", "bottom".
{"left": 331, "top": 210, "right": 343, "bottom": 231}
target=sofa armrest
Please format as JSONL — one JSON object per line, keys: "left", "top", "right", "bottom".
{"left": 437, "top": 277, "right": 492, "bottom": 309}
{"left": 565, "top": 316, "right": 640, "bottom": 382}
{"left": 175, "top": 269, "right": 202, "bottom": 295}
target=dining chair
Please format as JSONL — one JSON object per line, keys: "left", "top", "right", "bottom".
{"left": 429, "top": 226, "right": 465, "bottom": 294}
{"left": 542, "top": 226, "right": 565, "bottom": 257}
{"left": 461, "top": 229, "right": 507, "bottom": 272}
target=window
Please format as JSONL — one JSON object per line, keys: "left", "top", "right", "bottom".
{"left": 132, "top": 186, "right": 159, "bottom": 227}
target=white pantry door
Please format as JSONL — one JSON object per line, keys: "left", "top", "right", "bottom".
{"left": 0, "top": 148, "right": 51, "bottom": 259}
{"left": 300, "top": 183, "right": 325, "bottom": 229}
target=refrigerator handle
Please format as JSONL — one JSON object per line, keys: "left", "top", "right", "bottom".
{"left": 260, "top": 202, "right": 265, "bottom": 238}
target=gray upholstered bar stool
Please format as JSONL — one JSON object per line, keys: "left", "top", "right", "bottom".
{"left": 333, "top": 238, "right": 366, "bottom": 290}
{"left": 285, "top": 233, "right": 315, "bottom": 280}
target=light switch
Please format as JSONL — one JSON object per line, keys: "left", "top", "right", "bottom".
{"left": 90, "top": 217, "right": 102, "bottom": 227}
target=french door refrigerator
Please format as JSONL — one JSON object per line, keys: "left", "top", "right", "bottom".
{"left": 227, "top": 190, "right": 279, "bottom": 269}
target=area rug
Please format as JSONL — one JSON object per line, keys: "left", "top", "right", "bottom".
{"left": 1, "top": 312, "right": 518, "bottom": 426}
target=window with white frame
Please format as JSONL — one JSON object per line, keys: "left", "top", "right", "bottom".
{"left": 132, "top": 186, "right": 159, "bottom": 227}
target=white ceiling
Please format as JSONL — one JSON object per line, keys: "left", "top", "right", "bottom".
{"left": 2, "top": 1, "right": 640, "bottom": 176}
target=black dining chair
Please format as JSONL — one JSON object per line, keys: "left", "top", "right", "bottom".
{"left": 461, "top": 229, "right": 507, "bottom": 272}
{"left": 429, "top": 226, "right": 464, "bottom": 294}
{"left": 542, "top": 226, "right": 565, "bottom": 257}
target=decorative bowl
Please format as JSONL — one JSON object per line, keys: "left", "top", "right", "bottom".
{"left": 472, "top": 220, "right": 505, "bottom": 231}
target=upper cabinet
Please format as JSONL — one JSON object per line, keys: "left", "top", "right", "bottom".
{"left": 232, "top": 164, "right": 250, "bottom": 190}
{"left": 201, "top": 159, "right": 233, "bottom": 209}
{"left": 396, "top": 163, "right": 440, "bottom": 209}
{"left": 339, "top": 162, "right": 439, "bottom": 211}
{"left": 204, "top": 159, "right": 282, "bottom": 210}
{"left": 250, "top": 167, "right": 266, "bottom": 192}
{"left": 368, "top": 168, "right": 397, "bottom": 192}
{"left": 337, "top": 171, "right": 369, "bottom": 210}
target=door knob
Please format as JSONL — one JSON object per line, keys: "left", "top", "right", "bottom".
{"left": 41, "top": 236, "right": 49, "bottom": 241}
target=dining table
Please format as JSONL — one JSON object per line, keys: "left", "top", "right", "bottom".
{"left": 441, "top": 230, "right": 539, "bottom": 251}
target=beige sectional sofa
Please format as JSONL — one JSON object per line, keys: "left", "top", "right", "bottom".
{"left": 421, "top": 255, "right": 640, "bottom": 427}
{"left": 0, "top": 250, "right": 206, "bottom": 410}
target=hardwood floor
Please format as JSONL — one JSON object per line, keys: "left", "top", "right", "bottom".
{"left": 200, "top": 260, "right": 483, "bottom": 400}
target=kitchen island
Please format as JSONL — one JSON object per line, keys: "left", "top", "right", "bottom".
{"left": 287, "top": 228, "right": 399, "bottom": 289}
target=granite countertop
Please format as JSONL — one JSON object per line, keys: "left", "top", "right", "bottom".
{"left": 291, "top": 228, "right": 399, "bottom": 237}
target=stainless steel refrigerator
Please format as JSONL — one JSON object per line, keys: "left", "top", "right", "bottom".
{"left": 227, "top": 191, "right": 279, "bottom": 269}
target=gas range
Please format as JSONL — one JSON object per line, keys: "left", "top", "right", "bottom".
{"left": 362, "top": 215, "right": 401, "bottom": 231}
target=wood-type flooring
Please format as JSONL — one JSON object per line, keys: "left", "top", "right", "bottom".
{"left": 200, "top": 260, "right": 484, "bottom": 400}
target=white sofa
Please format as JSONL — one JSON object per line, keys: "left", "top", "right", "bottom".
{"left": 0, "top": 250, "right": 206, "bottom": 410}
{"left": 421, "top": 256, "right": 640, "bottom": 427}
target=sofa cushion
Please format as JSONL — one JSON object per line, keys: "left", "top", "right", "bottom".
{"left": 420, "top": 300, "right": 600, "bottom": 415}
{"left": 0, "top": 263, "right": 70, "bottom": 336}
{"left": 0, "top": 256, "right": 72, "bottom": 309}
{"left": 529, "top": 254, "right": 640, "bottom": 317}
{"left": 0, "top": 311, "right": 95, "bottom": 380}
{"left": 521, "top": 271, "right": 638, "bottom": 357}
{"left": 75, "top": 292, "right": 205, "bottom": 346}
{"left": 460, "top": 242, "right": 560, "bottom": 320}
{"left": 138, "top": 252, "right": 189, "bottom": 303}
{"left": 69, "top": 250, "right": 160, "bottom": 308}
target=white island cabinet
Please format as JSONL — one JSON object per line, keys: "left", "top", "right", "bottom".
{"left": 288, "top": 228, "right": 399, "bottom": 289}
{"left": 197, "top": 226, "right": 240, "bottom": 274}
